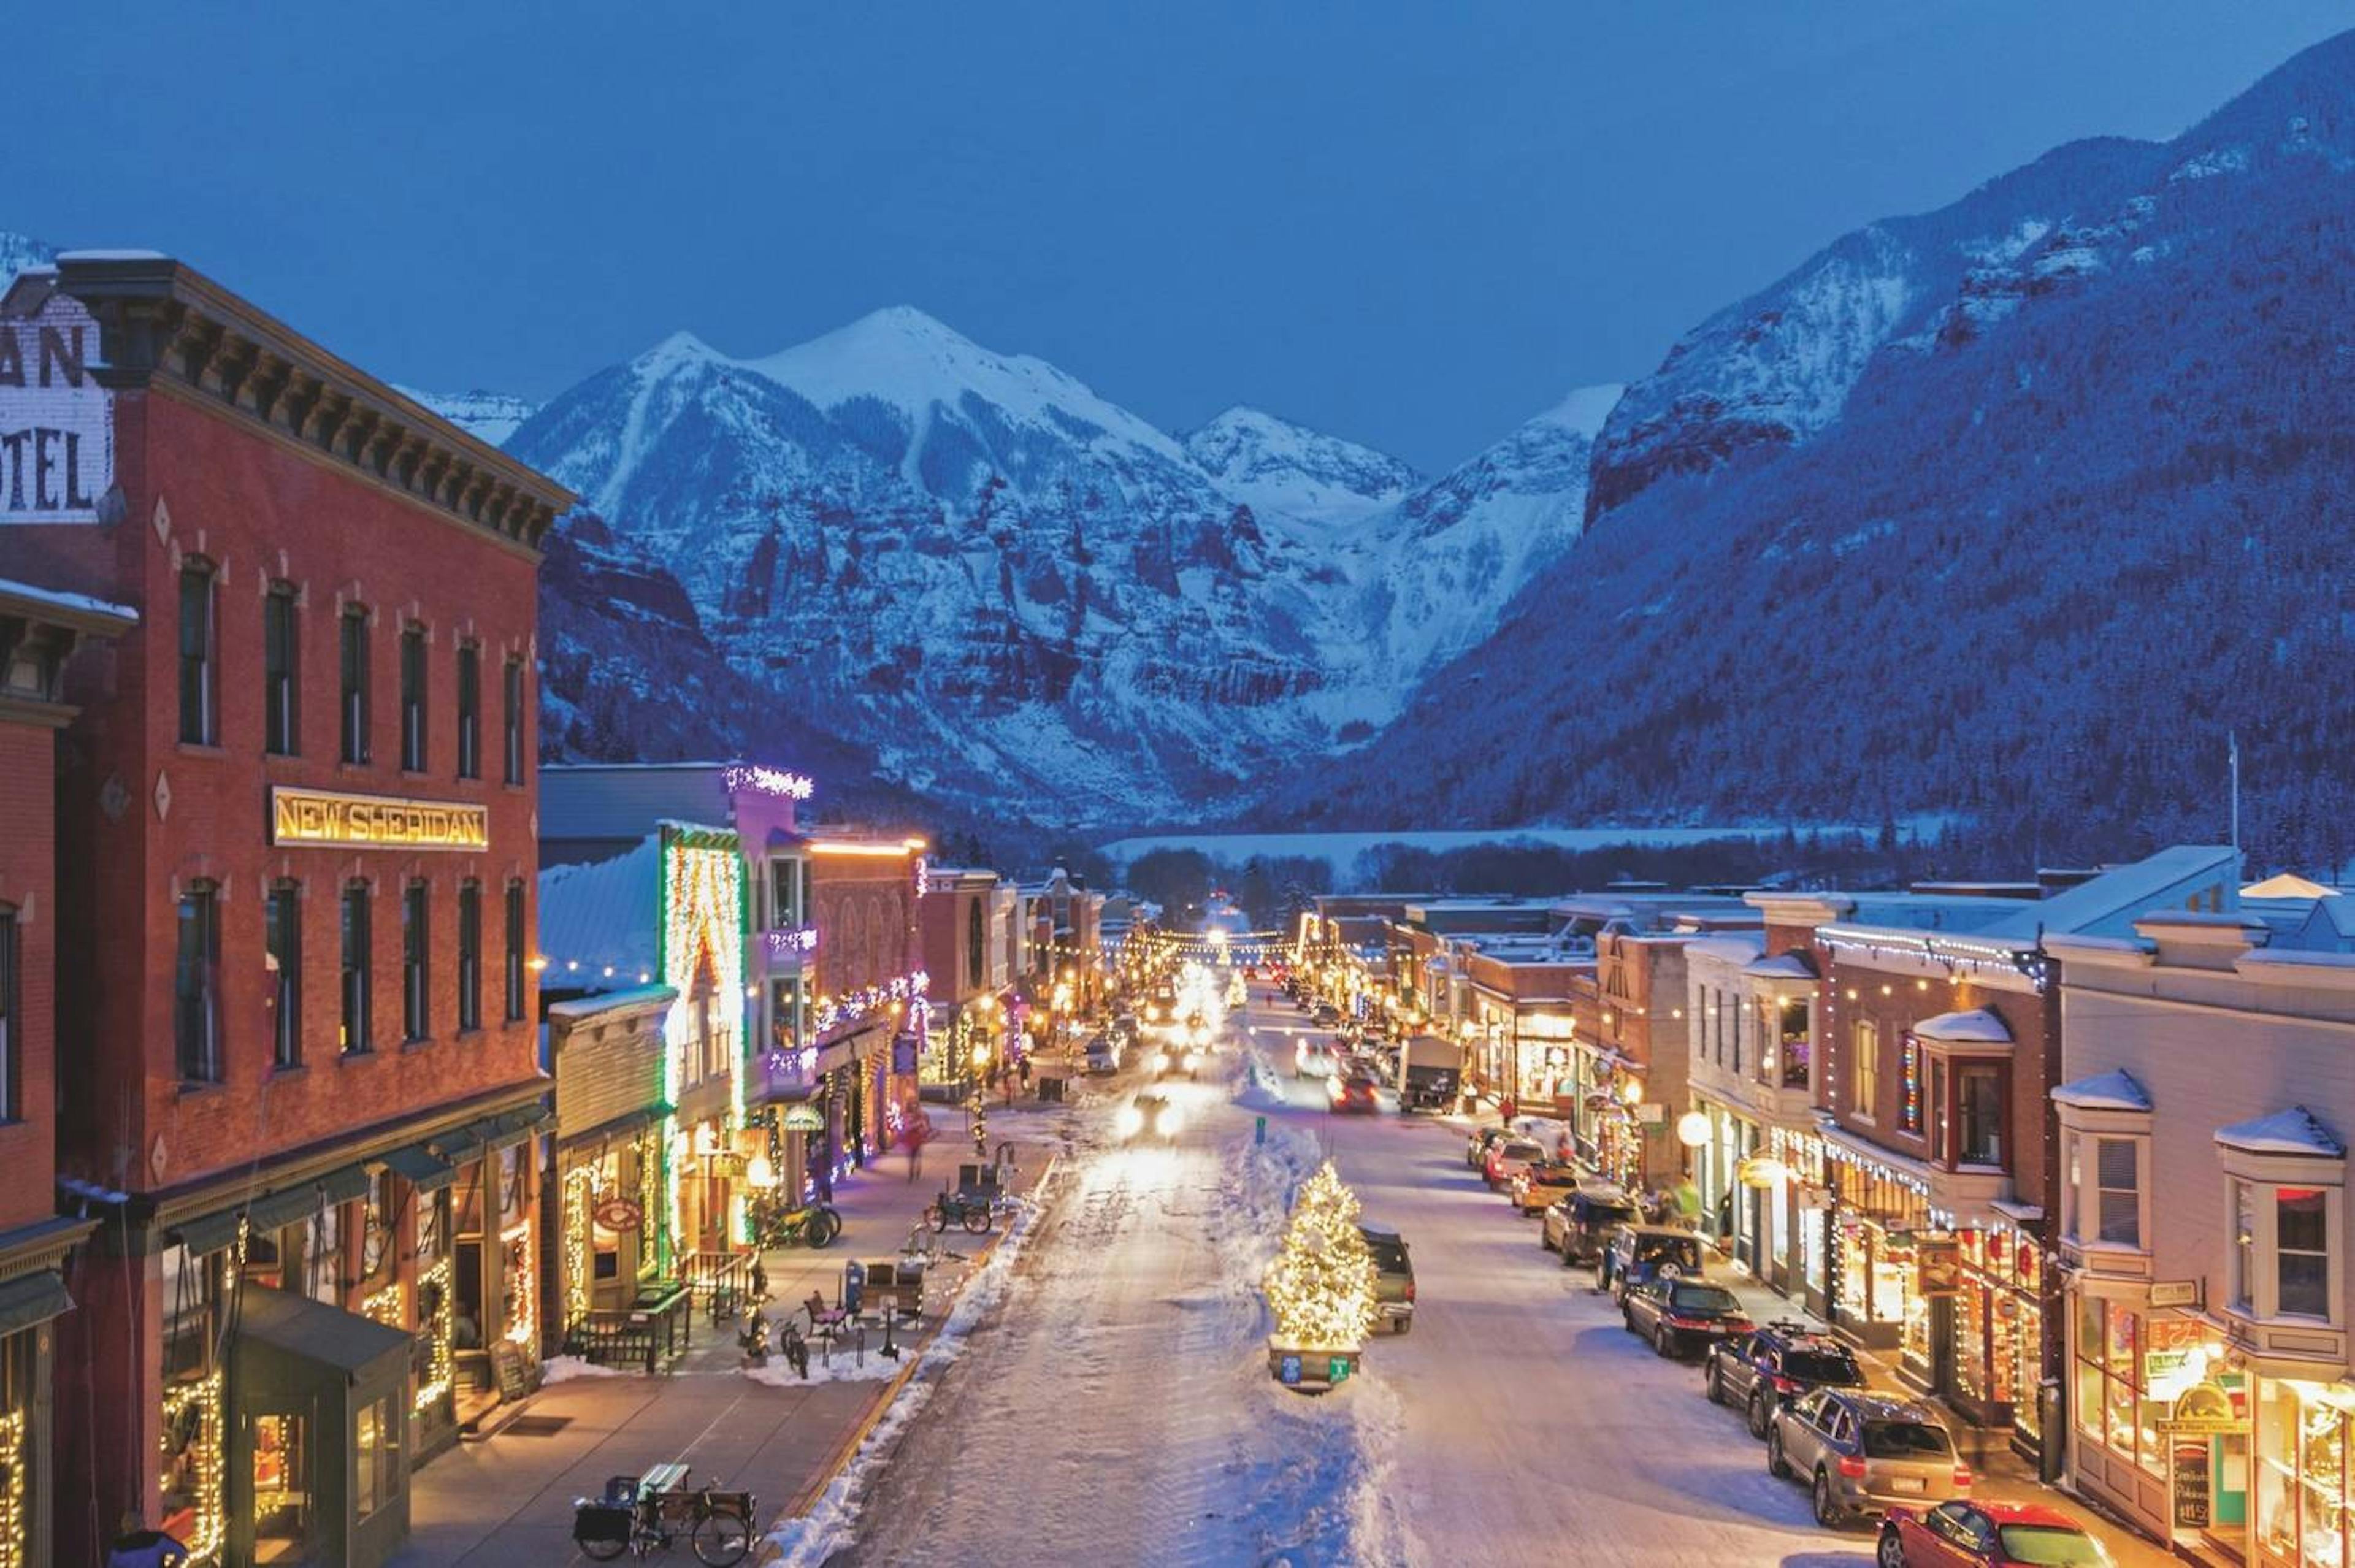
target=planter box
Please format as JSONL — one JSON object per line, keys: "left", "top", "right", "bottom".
{"left": 1267, "top": 1336, "right": 1362, "bottom": 1394}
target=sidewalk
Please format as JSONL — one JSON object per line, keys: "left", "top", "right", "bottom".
{"left": 390, "top": 1104, "right": 1067, "bottom": 1567}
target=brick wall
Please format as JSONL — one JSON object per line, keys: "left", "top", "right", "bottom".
{"left": 0, "top": 722, "right": 57, "bottom": 1233}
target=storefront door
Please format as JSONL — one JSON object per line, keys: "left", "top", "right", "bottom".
{"left": 251, "top": 1410, "right": 311, "bottom": 1564}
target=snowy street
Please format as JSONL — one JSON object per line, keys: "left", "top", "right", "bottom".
{"left": 801, "top": 987, "right": 2171, "bottom": 1567}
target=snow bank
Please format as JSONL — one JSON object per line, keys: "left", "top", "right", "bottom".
{"left": 762, "top": 1154, "right": 1065, "bottom": 1566}
{"left": 538, "top": 1355, "right": 627, "bottom": 1385}
{"left": 738, "top": 1348, "right": 904, "bottom": 1388}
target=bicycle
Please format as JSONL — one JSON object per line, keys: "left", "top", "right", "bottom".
{"left": 573, "top": 1470, "right": 755, "bottom": 1565}
{"left": 749, "top": 1193, "right": 842, "bottom": 1249}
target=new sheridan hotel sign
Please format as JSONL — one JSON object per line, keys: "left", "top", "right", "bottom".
{"left": 269, "top": 786, "right": 489, "bottom": 852}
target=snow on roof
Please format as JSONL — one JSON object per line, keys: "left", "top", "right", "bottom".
{"left": 1985, "top": 844, "right": 2239, "bottom": 941}
{"left": 1912, "top": 1008, "right": 2012, "bottom": 1044}
{"left": 1685, "top": 935, "right": 1764, "bottom": 968}
{"left": 547, "top": 984, "right": 677, "bottom": 1022}
{"left": 2215, "top": 1107, "right": 2345, "bottom": 1158}
{"left": 0, "top": 576, "right": 139, "bottom": 624}
{"left": 537, "top": 835, "right": 662, "bottom": 985}
{"left": 1744, "top": 952, "right": 1818, "bottom": 981}
{"left": 2053, "top": 1069, "right": 2151, "bottom": 1112}
{"left": 2244, "top": 873, "right": 2339, "bottom": 900}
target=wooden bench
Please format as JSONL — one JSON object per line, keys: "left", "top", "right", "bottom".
{"left": 803, "top": 1291, "right": 850, "bottom": 1347}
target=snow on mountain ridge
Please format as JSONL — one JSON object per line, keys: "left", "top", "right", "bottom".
{"left": 394, "top": 386, "right": 542, "bottom": 447}
{"left": 1183, "top": 405, "right": 1419, "bottom": 529}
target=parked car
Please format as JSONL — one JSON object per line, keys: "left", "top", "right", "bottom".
{"left": 1766, "top": 1389, "right": 1970, "bottom": 1528}
{"left": 1482, "top": 1138, "right": 1548, "bottom": 1191}
{"left": 1705, "top": 1320, "right": 1868, "bottom": 1437}
{"left": 1622, "top": 1275, "right": 1752, "bottom": 1358}
{"left": 1084, "top": 1036, "right": 1121, "bottom": 1074}
{"left": 1117, "top": 1090, "right": 1182, "bottom": 1142}
{"left": 1466, "top": 1126, "right": 1512, "bottom": 1170}
{"left": 1542, "top": 1183, "right": 1641, "bottom": 1264}
{"left": 1360, "top": 1222, "right": 1415, "bottom": 1334}
{"left": 1509, "top": 1160, "right": 1586, "bottom": 1216}
{"left": 1599, "top": 1223, "right": 1707, "bottom": 1299}
{"left": 1876, "top": 1499, "right": 2106, "bottom": 1566}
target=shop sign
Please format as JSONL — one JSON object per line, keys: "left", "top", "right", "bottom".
{"left": 593, "top": 1196, "right": 644, "bottom": 1232}
{"left": 2149, "top": 1279, "right": 2203, "bottom": 1309}
{"left": 2172, "top": 1440, "right": 2211, "bottom": 1529}
{"left": 779, "top": 1103, "right": 825, "bottom": 1132}
{"left": 0, "top": 291, "right": 113, "bottom": 522}
{"left": 269, "top": 785, "right": 489, "bottom": 851}
{"left": 1914, "top": 1234, "right": 1962, "bottom": 1297}
{"left": 2160, "top": 1382, "right": 2246, "bottom": 1436}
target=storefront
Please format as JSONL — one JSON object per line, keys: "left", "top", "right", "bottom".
{"left": 231, "top": 1289, "right": 413, "bottom": 1568}
{"left": 1825, "top": 1152, "right": 1927, "bottom": 1355}
{"left": 1951, "top": 1223, "right": 2045, "bottom": 1437}
{"left": 1515, "top": 1014, "right": 1580, "bottom": 1109}
{"left": 553, "top": 1122, "right": 669, "bottom": 1339}
{"left": 0, "top": 1268, "right": 74, "bottom": 1568}
{"left": 2252, "top": 1375, "right": 2355, "bottom": 1568}
{"left": 2069, "top": 1295, "right": 2250, "bottom": 1558}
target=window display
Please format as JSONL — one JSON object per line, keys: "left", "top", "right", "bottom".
{"left": 2259, "top": 1380, "right": 2355, "bottom": 1568}
{"left": 251, "top": 1413, "right": 307, "bottom": 1562}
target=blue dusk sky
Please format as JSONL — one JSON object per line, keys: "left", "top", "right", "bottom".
{"left": 13, "top": 2, "right": 2349, "bottom": 469}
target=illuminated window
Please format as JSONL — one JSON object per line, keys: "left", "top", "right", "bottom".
{"left": 1850, "top": 1018, "right": 1878, "bottom": 1119}
{"left": 354, "top": 1396, "right": 399, "bottom": 1520}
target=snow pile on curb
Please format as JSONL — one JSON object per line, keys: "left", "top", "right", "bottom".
{"left": 1233, "top": 1037, "right": 1293, "bottom": 1112}
{"left": 538, "top": 1355, "right": 627, "bottom": 1385}
{"left": 738, "top": 1348, "right": 904, "bottom": 1388}
{"left": 762, "top": 1155, "right": 1065, "bottom": 1566}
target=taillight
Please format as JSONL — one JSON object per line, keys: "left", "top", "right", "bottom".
{"left": 1771, "top": 1375, "right": 1802, "bottom": 1394}
{"left": 1404, "top": 1279, "right": 1415, "bottom": 1301}
{"left": 1836, "top": 1455, "right": 1867, "bottom": 1480}
{"left": 1952, "top": 1465, "right": 1974, "bottom": 1488}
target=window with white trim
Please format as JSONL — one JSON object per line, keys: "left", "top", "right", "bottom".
{"left": 2226, "top": 1172, "right": 2343, "bottom": 1323}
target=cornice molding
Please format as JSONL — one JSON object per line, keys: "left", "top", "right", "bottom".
{"left": 47, "top": 255, "right": 573, "bottom": 557}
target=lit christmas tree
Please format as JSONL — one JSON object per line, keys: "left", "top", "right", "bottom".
{"left": 1265, "top": 1161, "right": 1379, "bottom": 1349}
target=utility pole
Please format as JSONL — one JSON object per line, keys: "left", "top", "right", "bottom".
{"left": 2229, "top": 730, "right": 2242, "bottom": 866}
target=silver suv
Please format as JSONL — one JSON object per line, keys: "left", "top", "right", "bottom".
{"left": 1765, "top": 1388, "right": 1969, "bottom": 1528}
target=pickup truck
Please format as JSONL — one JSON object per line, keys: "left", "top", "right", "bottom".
{"left": 1398, "top": 1036, "right": 1461, "bottom": 1112}
{"left": 1360, "top": 1221, "right": 1415, "bottom": 1333}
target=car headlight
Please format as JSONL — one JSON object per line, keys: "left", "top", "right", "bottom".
{"left": 1326, "top": 1077, "right": 1344, "bottom": 1100}
{"left": 1116, "top": 1105, "right": 1143, "bottom": 1138}
{"left": 1158, "top": 1106, "right": 1182, "bottom": 1136}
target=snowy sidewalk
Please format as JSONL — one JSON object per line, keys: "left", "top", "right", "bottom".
{"left": 389, "top": 1111, "right": 1067, "bottom": 1568}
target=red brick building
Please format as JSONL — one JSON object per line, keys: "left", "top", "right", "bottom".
{"left": 7, "top": 255, "right": 569, "bottom": 1568}
{"left": 0, "top": 579, "right": 134, "bottom": 1568}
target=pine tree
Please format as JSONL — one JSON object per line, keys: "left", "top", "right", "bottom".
{"left": 1264, "top": 1161, "right": 1379, "bottom": 1349}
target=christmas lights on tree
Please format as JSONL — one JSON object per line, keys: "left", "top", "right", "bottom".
{"left": 1264, "top": 1161, "right": 1379, "bottom": 1350}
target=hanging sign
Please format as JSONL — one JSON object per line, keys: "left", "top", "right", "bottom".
{"left": 779, "top": 1104, "right": 825, "bottom": 1132}
{"left": 0, "top": 289, "right": 113, "bottom": 522}
{"left": 592, "top": 1196, "right": 644, "bottom": 1233}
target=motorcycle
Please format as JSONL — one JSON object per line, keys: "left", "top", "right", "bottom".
{"left": 749, "top": 1192, "right": 842, "bottom": 1249}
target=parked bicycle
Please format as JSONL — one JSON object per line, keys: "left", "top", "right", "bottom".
{"left": 572, "top": 1466, "right": 754, "bottom": 1565}
{"left": 749, "top": 1192, "right": 841, "bottom": 1249}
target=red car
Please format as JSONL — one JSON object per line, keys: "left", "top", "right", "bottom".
{"left": 1876, "top": 1499, "right": 2110, "bottom": 1566}
{"left": 1327, "top": 1073, "right": 1379, "bottom": 1114}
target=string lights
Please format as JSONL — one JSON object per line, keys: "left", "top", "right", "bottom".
{"left": 501, "top": 1220, "right": 536, "bottom": 1350}
{"left": 159, "top": 1370, "right": 226, "bottom": 1567}
{"left": 0, "top": 1407, "right": 22, "bottom": 1568}
{"left": 414, "top": 1257, "right": 456, "bottom": 1413}
{"left": 1264, "top": 1161, "right": 1380, "bottom": 1350}
{"left": 562, "top": 1167, "right": 597, "bottom": 1330}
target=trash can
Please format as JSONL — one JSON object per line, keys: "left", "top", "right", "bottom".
{"left": 842, "top": 1260, "right": 865, "bottom": 1317}
{"left": 1038, "top": 1076, "right": 1066, "bottom": 1103}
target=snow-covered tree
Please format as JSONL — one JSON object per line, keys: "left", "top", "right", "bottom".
{"left": 1264, "top": 1161, "right": 1378, "bottom": 1349}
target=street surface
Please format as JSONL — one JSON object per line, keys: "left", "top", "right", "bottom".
{"left": 824, "top": 986, "right": 2169, "bottom": 1567}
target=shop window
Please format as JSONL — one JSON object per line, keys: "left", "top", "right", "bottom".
{"left": 267, "top": 882, "right": 302, "bottom": 1070}
{"left": 339, "top": 606, "right": 370, "bottom": 764}
{"left": 504, "top": 879, "right": 527, "bottom": 1022}
{"left": 354, "top": 1395, "right": 400, "bottom": 1521}
{"left": 263, "top": 581, "right": 299, "bottom": 755}
{"left": 175, "top": 884, "right": 223, "bottom": 1083}
{"left": 341, "top": 882, "right": 372, "bottom": 1055}
{"left": 502, "top": 656, "right": 525, "bottom": 785}
{"left": 399, "top": 624, "right": 428, "bottom": 771}
{"left": 160, "top": 1245, "right": 224, "bottom": 1384}
{"left": 1956, "top": 1064, "right": 2004, "bottom": 1166}
{"left": 303, "top": 1203, "right": 343, "bottom": 1306}
{"left": 455, "top": 642, "right": 481, "bottom": 779}
{"left": 2258, "top": 1379, "right": 2355, "bottom": 1568}
{"left": 1851, "top": 1019, "right": 1879, "bottom": 1119}
{"left": 0, "top": 912, "right": 15, "bottom": 1120}
{"left": 253, "top": 1412, "right": 308, "bottom": 1553}
{"left": 402, "top": 882, "right": 430, "bottom": 1042}
{"left": 178, "top": 559, "right": 216, "bottom": 745}
{"left": 458, "top": 881, "right": 482, "bottom": 1033}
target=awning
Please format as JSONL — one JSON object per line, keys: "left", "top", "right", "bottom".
{"left": 430, "top": 1121, "right": 492, "bottom": 1162}
{"left": 239, "top": 1286, "right": 410, "bottom": 1387}
{"left": 317, "top": 1166, "right": 370, "bottom": 1205}
{"left": 380, "top": 1144, "right": 458, "bottom": 1193}
{"left": 0, "top": 1270, "right": 73, "bottom": 1336}
{"left": 170, "top": 1210, "right": 247, "bottom": 1257}
{"left": 245, "top": 1184, "right": 328, "bottom": 1234}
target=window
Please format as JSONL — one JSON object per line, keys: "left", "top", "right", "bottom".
{"left": 2232, "top": 1179, "right": 2256, "bottom": 1312}
{"left": 1778, "top": 998, "right": 1810, "bottom": 1089}
{"left": 402, "top": 882, "right": 430, "bottom": 1042}
{"left": 458, "top": 882, "right": 481, "bottom": 1033}
{"left": 177, "top": 560, "right": 216, "bottom": 744}
{"left": 340, "top": 883, "right": 372, "bottom": 1054}
{"left": 1851, "top": 1018, "right": 1879, "bottom": 1117}
{"left": 1955, "top": 1064, "right": 2004, "bottom": 1165}
{"left": 1727, "top": 989, "right": 1741, "bottom": 1076}
{"left": 967, "top": 900, "right": 985, "bottom": 988}
{"left": 1898, "top": 1034, "right": 1923, "bottom": 1134}
{"left": 262, "top": 583, "right": 299, "bottom": 755}
{"left": 455, "top": 643, "right": 481, "bottom": 779}
{"left": 504, "top": 879, "right": 527, "bottom": 1022}
{"left": 339, "top": 607, "right": 370, "bottom": 763}
{"left": 2074, "top": 1297, "right": 2205, "bottom": 1477}
{"left": 399, "top": 625, "right": 427, "bottom": 771}
{"left": 354, "top": 1395, "right": 399, "bottom": 1520}
{"left": 2280, "top": 1187, "right": 2330, "bottom": 1318}
{"left": 501, "top": 656, "right": 525, "bottom": 785}
{"left": 2095, "top": 1138, "right": 2139, "bottom": 1245}
{"left": 770, "top": 857, "right": 803, "bottom": 929}
{"left": 267, "top": 882, "right": 302, "bottom": 1069}
{"left": 0, "top": 913, "right": 15, "bottom": 1119}
{"left": 175, "top": 885, "right": 221, "bottom": 1082}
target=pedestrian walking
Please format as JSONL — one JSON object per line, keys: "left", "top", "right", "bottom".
{"left": 1018, "top": 1055, "right": 1033, "bottom": 1093}
{"left": 905, "top": 1118, "right": 927, "bottom": 1183}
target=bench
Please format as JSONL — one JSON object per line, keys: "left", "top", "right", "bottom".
{"left": 803, "top": 1291, "right": 850, "bottom": 1347}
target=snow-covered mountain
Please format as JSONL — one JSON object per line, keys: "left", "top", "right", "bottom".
{"left": 1183, "top": 406, "right": 1417, "bottom": 528}
{"left": 509, "top": 306, "right": 1611, "bottom": 822}
{"left": 395, "top": 387, "right": 540, "bottom": 447}
{"left": 0, "top": 230, "right": 55, "bottom": 290}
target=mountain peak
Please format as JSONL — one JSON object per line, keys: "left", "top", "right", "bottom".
{"left": 1529, "top": 383, "right": 1625, "bottom": 437}
{"left": 1183, "top": 404, "right": 1417, "bottom": 528}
